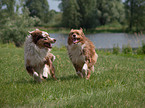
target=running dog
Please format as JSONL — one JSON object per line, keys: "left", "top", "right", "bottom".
{"left": 24, "top": 29, "right": 57, "bottom": 82}
{"left": 67, "top": 28, "right": 98, "bottom": 79}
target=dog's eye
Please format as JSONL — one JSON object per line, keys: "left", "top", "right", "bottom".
{"left": 76, "top": 33, "right": 79, "bottom": 35}
{"left": 43, "top": 38, "right": 47, "bottom": 40}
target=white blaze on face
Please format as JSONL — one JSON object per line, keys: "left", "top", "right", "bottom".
{"left": 42, "top": 31, "right": 55, "bottom": 42}
{"left": 42, "top": 31, "right": 49, "bottom": 37}
{"left": 50, "top": 37, "right": 55, "bottom": 41}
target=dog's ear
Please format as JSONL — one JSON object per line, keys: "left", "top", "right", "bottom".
{"left": 31, "top": 31, "right": 42, "bottom": 38}
{"left": 28, "top": 29, "right": 40, "bottom": 34}
{"left": 29, "top": 29, "right": 42, "bottom": 37}
{"left": 28, "top": 30, "right": 34, "bottom": 34}
{"left": 31, "top": 30, "right": 43, "bottom": 44}
{"left": 35, "top": 28, "right": 40, "bottom": 31}
{"left": 80, "top": 27, "right": 83, "bottom": 31}
{"left": 70, "top": 29, "right": 74, "bottom": 32}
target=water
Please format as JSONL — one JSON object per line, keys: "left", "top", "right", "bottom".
{"left": 50, "top": 33, "right": 145, "bottom": 49}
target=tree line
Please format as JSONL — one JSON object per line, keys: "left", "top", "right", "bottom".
{"left": 60, "top": 0, "right": 125, "bottom": 29}
{"left": 60, "top": 0, "right": 145, "bottom": 31}
{"left": 0, "top": 0, "right": 145, "bottom": 46}
{"left": 1, "top": 0, "right": 145, "bottom": 30}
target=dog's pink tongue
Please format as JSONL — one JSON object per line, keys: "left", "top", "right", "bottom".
{"left": 73, "top": 38, "right": 77, "bottom": 43}
{"left": 48, "top": 44, "right": 52, "bottom": 48}
{"left": 45, "top": 43, "right": 52, "bottom": 48}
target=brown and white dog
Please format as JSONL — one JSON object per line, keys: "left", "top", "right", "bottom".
{"left": 24, "top": 29, "right": 57, "bottom": 82}
{"left": 67, "top": 28, "right": 98, "bottom": 80}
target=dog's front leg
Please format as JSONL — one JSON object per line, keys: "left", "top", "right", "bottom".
{"left": 82, "top": 60, "right": 92, "bottom": 80}
{"left": 43, "top": 64, "right": 50, "bottom": 79}
{"left": 46, "top": 58, "right": 57, "bottom": 80}
{"left": 26, "top": 66, "right": 42, "bottom": 82}
{"left": 82, "top": 63, "right": 88, "bottom": 77}
{"left": 86, "top": 69, "right": 91, "bottom": 80}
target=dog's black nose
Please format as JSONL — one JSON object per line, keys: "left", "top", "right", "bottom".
{"left": 54, "top": 39, "right": 56, "bottom": 42}
{"left": 53, "top": 39, "right": 56, "bottom": 43}
{"left": 73, "top": 35, "right": 76, "bottom": 37}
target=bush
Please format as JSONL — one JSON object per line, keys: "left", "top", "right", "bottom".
{"left": 113, "top": 44, "right": 120, "bottom": 54}
{"left": 136, "top": 46, "right": 143, "bottom": 55}
{"left": 142, "top": 41, "right": 145, "bottom": 54}
{"left": 0, "top": 8, "right": 41, "bottom": 47}
{"left": 136, "top": 41, "right": 145, "bottom": 55}
{"left": 122, "top": 44, "right": 132, "bottom": 54}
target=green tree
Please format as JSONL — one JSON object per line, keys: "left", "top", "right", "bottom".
{"left": 24, "top": 0, "right": 49, "bottom": 23}
{"left": 96, "top": 0, "right": 125, "bottom": 25}
{"left": 125, "top": 0, "right": 145, "bottom": 31}
{"left": 0, "top": 0, "right": 41, "bottom": 46}
{"left": 0, "top": 7, "right": 40, "bottom": 46}
{"left": 61, "top": 0, "right": 96, "bottom": 29}
{"left": 77, "top": 0, "right": 97, "bottom": 29}
{"left": 61, "top": 0, "right": 80, "bottom": 28}
{"left": 60, "top": 0, "right": 125, "bottom": 29}
{"left": 0, "top": 0, "right": 16, "bottom": 29}
{"left": 0, "top": 0, "right": 15, "bottom": 16}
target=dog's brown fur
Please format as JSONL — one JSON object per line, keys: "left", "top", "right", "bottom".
{"left": 67, "top": 28, "right": 98, "bottom": 79}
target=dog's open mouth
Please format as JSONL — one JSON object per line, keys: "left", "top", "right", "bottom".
{"left": 73, "top": 38, "right": 80, "bottom": 44}
{"left": 44, "top": 43, "right": 52, "bottom": 48}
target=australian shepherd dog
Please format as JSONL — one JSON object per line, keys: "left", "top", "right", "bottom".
{"left": 67, "top": 28, "right": 98, "bottom": 80}
{"left": 24, "top": 29, "right": 57, "bottom": 82}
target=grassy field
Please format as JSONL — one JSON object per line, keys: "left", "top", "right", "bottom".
{"left": 0, "top": 44, "right": 145, "bottom": 108}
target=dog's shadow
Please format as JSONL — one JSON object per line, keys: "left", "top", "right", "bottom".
{"left": 57, "top": 74, "right": 79, "bottom": 81}
{"left": 45, "top": 74, "right": 80, "bottom": 82}
{"left": 16, "top": 79, "right": 36, "bottom": 84}
{"left": 5, "top": 78, "right": 38, "bottom": 85}
{"left": 6, "top": 74, "right": 80, "bottom": 85}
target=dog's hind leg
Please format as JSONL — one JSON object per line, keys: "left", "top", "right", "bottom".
{"left": 74, "top": 64, "right": 83, "bottom": 78}
{"left": 50, "top": 64, "right": 57, "bottom": 80}
{"left": 26, "top": 66, "right": 42, "bottom": 82}
{"left": 26, "top": 66, "right": 34, "bottom": 76}
{"left": 76, "top": 71, "right": 83, "bottom": 78}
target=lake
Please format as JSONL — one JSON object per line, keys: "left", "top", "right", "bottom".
{"left": 50, "top": 33, "right": 145, "bottom": 49}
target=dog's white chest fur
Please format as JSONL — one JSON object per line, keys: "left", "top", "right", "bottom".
{"left": 67, "top": 43, "right": 86, "bottom": 65}
{"left": 24, "top": 36, "right": 50, "bottom": 66}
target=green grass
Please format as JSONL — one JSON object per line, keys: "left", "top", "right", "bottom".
{"left": 0, "top": 44, "right": 145, "bottom": 108}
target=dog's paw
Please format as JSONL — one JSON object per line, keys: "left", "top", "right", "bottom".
{"left": 86, "top": 77, "right": 89, "bottom": 80}
{"left": 82, "top": 69, "right": 87, "bottom": 77}
{"left": 33, "top": 72, "right": 42, "bottom": 83}
{"left": 76, "top": 71, "right": 83, "bottom": 78}
{"left": 52, "top": 55, "right": 56, "bottom": 62}
{"left": 42, "top": 76, "right": 47, "bottom": 79}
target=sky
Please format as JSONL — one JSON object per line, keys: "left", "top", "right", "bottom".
{"left": 48, "top": 0, "right": 61, "bottom": 12}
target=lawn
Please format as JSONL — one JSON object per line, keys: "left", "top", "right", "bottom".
{"left": 0, "top": 44, "right": 145, "bottom": 108}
